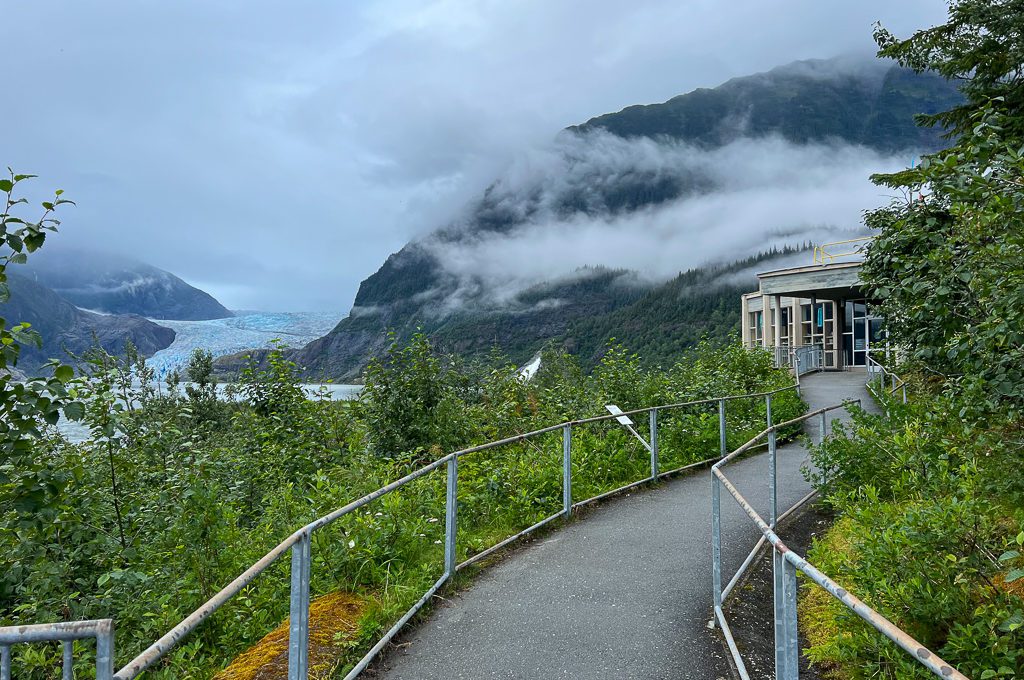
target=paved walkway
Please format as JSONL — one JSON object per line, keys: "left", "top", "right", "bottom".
{"left": 375, "top": 372, "right": 876, "bottom": 679}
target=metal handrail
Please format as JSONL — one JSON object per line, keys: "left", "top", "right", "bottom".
{"left": 709, "top": 395, "right": 966, "bottom": 679}
{"left": 866, "top": 354, "right": 907, "bottom": 405}
{"left": 2, "top": 382, "right": 801, "bottom": 680}
{"left": 813, "top": 236, "right": 872, "bottom": 265}
{"left": 747, "top": 345, "right": 822, "bottom": 390}
{"left": 0, "top": 620, "right": 114, "bottom": 680}
{"left": 791, "top": 345, "right": 824, "bottom": 378}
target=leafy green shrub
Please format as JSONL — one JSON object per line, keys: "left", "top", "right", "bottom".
{"left": 2, "top": 303, "right": 801, "bottom": 678}
{"left": 865, "top": 1, "right": 1024, "bottom": 412}
{"left": 359, "top": 333, "right": 476, "bottom": 463}
{"left": 804, "top": 389, "right": 1024, "bottom": 678}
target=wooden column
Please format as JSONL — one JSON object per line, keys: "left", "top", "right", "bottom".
{"left": 773, "top": 294, "right": 783, "bottom": 350}
{"left": 741, "top": 295, "right": 750, "bottom": 347}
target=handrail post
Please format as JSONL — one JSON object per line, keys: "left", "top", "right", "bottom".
{"left": 902, "top": 383, "right": 907, "bottom": 404}
{"left": 2, "top": 644, "right": 11, "bottom": 680}
{"left": 765, "top": 393, "right": 773, "bottom": 429}
{"left": 718, "top": 399, "right": 727, "bottom": 458}
{"left": 649, "top": 409, "right": 659, "bottom": 479}
{"left": 711, "top": 474, "right": 722, "bottom": 616}
{"left": 773, "top": 551, "right": 799, "bottom": 679}
{"left": 288, "top": 531, "right": 311, "bottom": 680}
{"left": 768, "top": 429, "right": 778, "bottom": 528}
{"left": 444, "top": 456, "right": 458, "bottom": 577}
{"left": 63, "top": 641, "right": 73, "bottom": 680}
{"left": 562, "top": 425, "right": 572, "bottom": 516}
{"left": 795, "top": 355, "right": 802, "bottom": 397}
{"left": 95, "top": 621, "right": 114, "bottom": 680}
{"left": 818, "top": 411, "right": 828, "bottom": 446}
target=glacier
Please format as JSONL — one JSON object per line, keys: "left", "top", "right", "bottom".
{"left": 54, "top": 312, "right": 360, "bottom": 443}
{"left": 146, "top": 311, "right": 342, "bottom": 377}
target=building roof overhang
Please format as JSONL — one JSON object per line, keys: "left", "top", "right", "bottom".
{"left": 755, "top": 261, "right": 865, "bottom": 300}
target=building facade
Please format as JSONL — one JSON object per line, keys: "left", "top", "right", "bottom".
{"left": 740, "top": 245, "right": 885, "bottom": 370}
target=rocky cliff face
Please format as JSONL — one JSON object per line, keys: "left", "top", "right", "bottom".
{"left": 231, "top": 57, "right": 963, "bottom": 381}
{"left": 5, "top": 272, "right": 176, "bottom": 375}
{"left": 24, "top": 247, "right": 232, "bottom": 320}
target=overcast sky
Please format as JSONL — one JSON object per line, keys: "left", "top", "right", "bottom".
{"left": 5, "top": 1, "right": 947, "bottom": 312}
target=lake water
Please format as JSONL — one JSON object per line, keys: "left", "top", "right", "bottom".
{"left": 45, "top": 310, "right": 359, "bottom": 443}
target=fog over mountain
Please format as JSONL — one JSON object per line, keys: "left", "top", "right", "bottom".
{"left": 348, "top": 57, "right": 959, "bottom": 320}
{"left": 23, "top": 247, "right": 233, "bottom": 320}
{"left": 417, "top": 133, "right": 906, "bottom": 311}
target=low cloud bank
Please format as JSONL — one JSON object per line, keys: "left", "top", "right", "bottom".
{"left": 421, "top": 131, "right": 904, "bottom": 307}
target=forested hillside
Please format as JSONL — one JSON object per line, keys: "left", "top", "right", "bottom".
{"left": 562, "top": 249, "right": 806, "bottom": 366}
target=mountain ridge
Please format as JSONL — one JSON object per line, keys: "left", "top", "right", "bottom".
{"left": 24, "top": 247, "right": 232, "bottom": 321}
{"left": 5, "top": 271, "right": 176, "bottom": 375}
{"left": 571, "top": 57, "right": 959, "bottom": 151}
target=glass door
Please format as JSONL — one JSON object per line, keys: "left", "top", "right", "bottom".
{"left": 843, "top": 300, "right": 884, "bottom": 366}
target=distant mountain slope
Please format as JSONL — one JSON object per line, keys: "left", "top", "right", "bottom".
{"left": 24, "top": 248, "right": 232, "bottom": 320}
{"left": 227, "top": 57, "right": 963, "bottom": 380}
{"left": 572, "top": 58, "right": 961, "bottom": 151}
{"left": 562, "top": 249, "right": 810, "bottom": 367}
{"left": 5, "top": 272, "right": 176, "bottom": 375}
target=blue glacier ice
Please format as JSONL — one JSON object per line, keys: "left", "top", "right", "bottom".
{"left": 146, "top": 311, "right": 342, "bottom": 376}
{"left": 51, "top": 312, "right": 359, "bottom": 443}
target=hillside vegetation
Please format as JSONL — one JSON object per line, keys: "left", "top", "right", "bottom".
{"left": 1, "top": 332, "right": 803, "bottom": 678}
{"left": 800, "top": 3, "right": 1024, "bottom": 677}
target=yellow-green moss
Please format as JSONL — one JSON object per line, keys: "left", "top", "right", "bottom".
{"left": 797, "top": 517, "right": 858, "bottom": 680}
{"left": 216, "top": 591, "right": 366, "bottom": 680}
{"left": 798, "top": 583, "right": 853, "bottom": 680}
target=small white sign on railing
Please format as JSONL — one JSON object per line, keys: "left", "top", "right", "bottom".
{"left": 604, "top": 404, "right": 634, "bottom": 426}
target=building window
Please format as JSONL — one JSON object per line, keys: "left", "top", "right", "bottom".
{"left": 801, "top": 300, "right": 837, "bottom": 367}
{"left": 749, "top": 310, "right": 763, "bottom": 345}
{"left": 801, "top": 301, "right": 834, "bottom": 348}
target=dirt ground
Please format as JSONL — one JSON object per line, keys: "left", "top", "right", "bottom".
{"left": 715, "top": 501, "right": 834, "bottom": 680}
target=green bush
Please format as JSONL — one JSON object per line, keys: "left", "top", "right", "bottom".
{"left": 805, "top": 388, "right": 1024, "bottom": 678}
{"left": 0, "top": 330, "right": 803, "bottom": 678}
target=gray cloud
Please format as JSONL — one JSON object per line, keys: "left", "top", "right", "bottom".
{"left": 5, "top": 1, "right": 947, "bottom": 311}
{"left": 422, "top": 132, "right": 905, "bottom": 307}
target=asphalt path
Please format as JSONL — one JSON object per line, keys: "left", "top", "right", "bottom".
{"left": 375, "top": 372, "right": 875, "bottom": 679}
